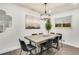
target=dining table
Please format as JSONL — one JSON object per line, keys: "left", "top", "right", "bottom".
{"left": 24, "top": 34, "right": 60, "bottom": 54}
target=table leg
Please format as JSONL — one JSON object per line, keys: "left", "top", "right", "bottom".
{"left": 35, "top": 43, "right": 37, "bottom": 54}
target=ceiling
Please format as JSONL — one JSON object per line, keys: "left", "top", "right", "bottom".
{"left": 17, "top": 3, "right": 79, "bottom": 14}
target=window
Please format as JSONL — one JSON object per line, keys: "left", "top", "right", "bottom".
{"left": 55, "top": 16, "right": 72, "bottom": 28}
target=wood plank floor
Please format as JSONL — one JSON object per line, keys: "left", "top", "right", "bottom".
{"left": 1, "top": 44, "right": 79, "bottom": 55}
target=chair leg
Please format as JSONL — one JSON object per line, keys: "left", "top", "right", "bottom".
{"left": 57, "top": 39, "right": 59, "bottom": 50}
{"left": 30, "top": 51, "right": 33, "bottom": 55}
{"left": 20, "top": 49, "right": 22, "bottom": 55}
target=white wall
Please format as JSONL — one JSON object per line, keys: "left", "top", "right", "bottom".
{"left": 50, "top": 9, "right": 79, "bottom": 48}
{"left": 0, "top": 3, "right": 40, "bottom": 54}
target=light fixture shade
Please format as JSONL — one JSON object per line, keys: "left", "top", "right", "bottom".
{"left": 40, "top": 3, "right": 51, "bottom": 20}
{"left": 40, "top": 13, "right": 51, "bottom": 20}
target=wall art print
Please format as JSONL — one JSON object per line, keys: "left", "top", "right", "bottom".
{"left": 0, "top": 9, "right": 12, "bottom": 33}
{"left": 25, "top": 15, "right": 40, "bottom": 29}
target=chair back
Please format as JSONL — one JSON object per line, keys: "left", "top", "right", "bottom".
{"left": 46, "top": 39, "right": 53, "bottom": 48}
{"left": 50, "top": 32, "right": 55, "bottom": 34}
{"left": 56, "top": 33, "right": 62, "bottom": 40}
{"left": 19, "top": 39, "right": 28, "bottom": 51}
{"left": 59, "top": 35, "right": 62, "bottom": 40}
{"left": 39, "top": 33, "right": 43, "bottom": 35}
{"left": 32, "top": 33, "right": 37, "bottom": 35}
{"left": 53, "top": 36, "right": 59, "bottom": 43}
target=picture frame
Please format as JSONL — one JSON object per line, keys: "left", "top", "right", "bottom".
{"left": 25, "top": 15, "right": 40, "bottom": 29}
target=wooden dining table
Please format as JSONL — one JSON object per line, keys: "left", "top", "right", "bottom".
{"left": 24, "top": 34, "right": 59, "bottom": 54}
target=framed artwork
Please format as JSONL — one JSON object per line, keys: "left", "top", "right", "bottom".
{"left": 25, "top": 15, "right": 40, "bottom": 29}
{"left": 55, "top": 16, "right": 72, "bottom": 28}
{"left": 0, "top": 9, "right": 12, "bottom": 33}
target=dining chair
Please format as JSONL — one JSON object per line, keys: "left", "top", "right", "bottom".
{"left": 40, "top": 36, "right": 59, "bottom": 54}
{"left": 40, "top": 39, "right": 53, "bottom": 54}
{"left": 43, "top": 39, "right": 53, "bottom": 49}
{"left": 56, "top": 33, "right": 62, "bottom": 47}
{"left": 52, "top": 36, "right": 59, "bottom": 50}
{"left": 19, "top": 39, "right": 36, "bottom": 55}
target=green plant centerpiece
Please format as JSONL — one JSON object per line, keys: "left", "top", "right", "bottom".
{"left": 45, "top": 18, "right": 52, "bottom": 35}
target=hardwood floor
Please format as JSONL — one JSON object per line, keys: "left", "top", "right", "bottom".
{"left": 1, "top": 44, "right": 79, "bottom": 55}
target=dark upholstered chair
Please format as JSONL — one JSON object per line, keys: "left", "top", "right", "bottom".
{"left": 41, "top": 39, "right": 53, "bottom": 49}
{"left": 19, "top": 39, "right": 36, "bottom": 55}
{"left": 52, "top": 36, "right": 59, "bottom": 49}
{"left": 56, "top": 33, "right": 62, "bottom": 47}
{"left": 40, "top": 39, "right": 53, "bottom": 54}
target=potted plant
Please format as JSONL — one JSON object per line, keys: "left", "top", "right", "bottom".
{"left": 45, "top": 18, "right": 52, "bottom": 35}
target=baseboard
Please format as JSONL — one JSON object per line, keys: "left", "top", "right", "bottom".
{"left": 63, "top": 42, "right": 79, "bottom": 48}
{"left": 0, "top": 46, "right": 20, "bottom": 54}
